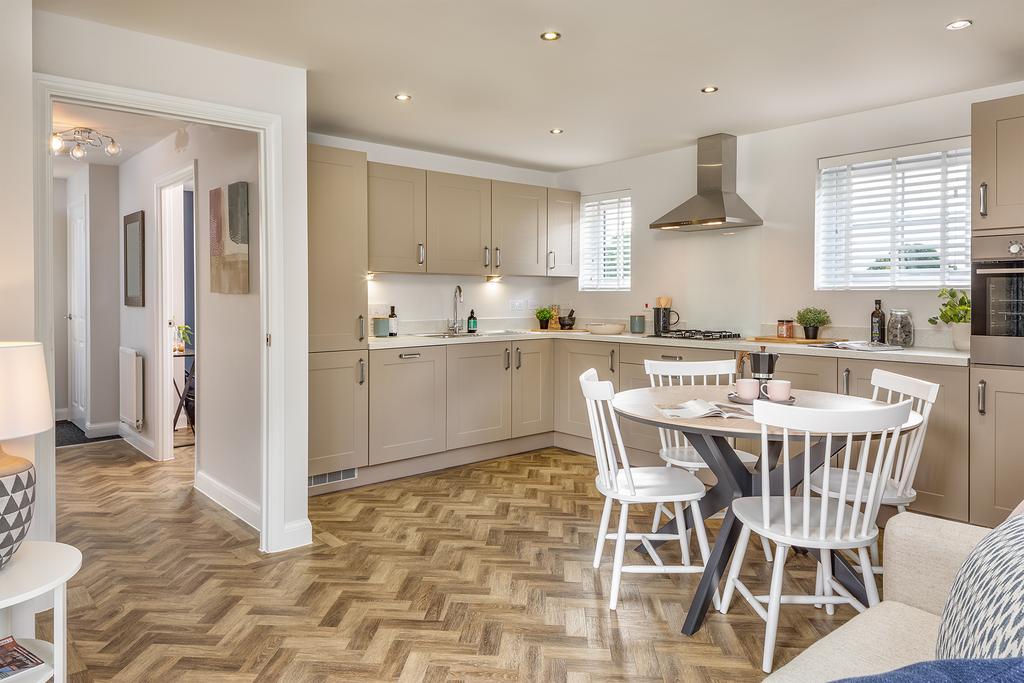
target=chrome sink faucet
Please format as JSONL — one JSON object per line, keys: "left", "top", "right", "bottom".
{"left": 447, "top": 285, "right": 464, "bottom": 334}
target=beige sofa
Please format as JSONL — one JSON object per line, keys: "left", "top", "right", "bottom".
{"left": 767, "top": 512, "right": 991, "bottom": 682}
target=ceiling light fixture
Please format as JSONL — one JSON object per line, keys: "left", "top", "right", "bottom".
{"left": 700, "top": 85, "right": 719, "bottom": 94}
{"left": 540, "top": 31, "right": 561, "bottom": 41}
{"left": 394, "top": 93, "right": 412, "bottom": 102}
{"left": 945, "top": 19, "right": 973, "bottom": 30}
{"left": 50, "top": 127, "right": 122, "bottom": 161}
{"left": 549, "top": 128, "right": 564, "bottom": 135}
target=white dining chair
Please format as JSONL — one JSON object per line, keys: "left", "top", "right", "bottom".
{"left": 579, "top": 368, "right": 715, "bottom": 611}
{"left": 808, "top": 368, "right": 939, "bottom": 575}
{"left": 718, "top": 397, "right": 913, "bottom": 673}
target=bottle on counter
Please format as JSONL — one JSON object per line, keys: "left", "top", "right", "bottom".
{"left": 870, "top": 299, "right": 886, "bottom": 343}
{"left": 388, "top": 305, "right": 398, "bottom": 337}
{"left": 467, "top": 309, "right": 478, "bottom": 334}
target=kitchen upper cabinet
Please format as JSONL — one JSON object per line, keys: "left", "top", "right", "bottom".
{"left": 368, "top": 162, "right": 426, "bottom": 273}
{"left": 426, "top": 171, "right": 492, "bottom": 275}
{"left": 446, "top": 342, "right": 513, "bottom": 449}
{"left": 554, "top": 340, "right": 619, "bottom": 439}
{"left": 972, "top": 94, "right": 1024, "bottom": 231}
{"left": 308, "top": 145, "right": 368, "bottom": 351}
{"left": 369, "top": 346, "right": 446, "bottom": 465}
{"left": 970, "top": 365, "right": 1024, "bottom": 527}
{"left": 512, "top": 339, "right": 554, "bottom": 437}
{"left": 491, "top": 181, "right": 547, "bottom": 276}
{"left": 841, "top": 359, "right": 969, "bottom": 522}
{"left": 547, "top": 189, "right": 581, "bottom": 277}
{"left": 309, "top": 351, "right": 368, "bottom": 476}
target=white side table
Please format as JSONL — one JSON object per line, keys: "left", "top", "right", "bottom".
{"left": 0, "top": 542, "right": 82, "bottom": 683}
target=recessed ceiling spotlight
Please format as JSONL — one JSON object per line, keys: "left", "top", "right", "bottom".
{"left": 549, "top": 128, "right": 564, "bottom": 135}
{"left": 700, "top": 85, "right": 719, "bottom": 94}
{"left": 394, "top": 93, "right": 412, "bottom": 102}
{"left": 945, "top": 19, "right": 973, "bottom": 30}
{"left": 540, "top": 31, "right": 561, "bottom": 41}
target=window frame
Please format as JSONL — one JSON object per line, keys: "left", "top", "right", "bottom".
{"left": 578, "top": 189, "right": 632, "bottom": 292}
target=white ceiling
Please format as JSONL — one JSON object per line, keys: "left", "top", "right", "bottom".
{"left": 51, "top": 102, "right": 185, "bottom": 178}
{"left": 35, "top": 0, "right": 1024, "bottom": 171}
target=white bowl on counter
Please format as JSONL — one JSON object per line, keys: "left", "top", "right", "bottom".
{"left": 587, "top": 323, "right": 626, "bottom": 335}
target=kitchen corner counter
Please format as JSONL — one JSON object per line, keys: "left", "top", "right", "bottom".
{"left": 368, "top": 331, "right": 970, "bottom": 366}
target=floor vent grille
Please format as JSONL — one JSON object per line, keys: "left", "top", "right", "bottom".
{"left": 308, "top": 468, "right": 357, "bottom": 488}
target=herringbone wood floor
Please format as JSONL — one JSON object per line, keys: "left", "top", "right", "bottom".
{"left": 43, "top": 441, "right": 856, "bottom": 681}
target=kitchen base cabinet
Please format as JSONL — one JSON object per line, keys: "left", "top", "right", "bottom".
{"left": 512, "top": 339, "right": 554, "bottom": 438}
{"left": 447, "top": 342, "right": 512, "bottom": 449}
{"left": 970, "top": 365, "right": 1024, "bottom": 527}
{"left": 554, "top": 340, "right": 618, "bottom": 439}
{"left": 841, "top": 359, "right": 969, "bottom": 522}
{"left": 369, "top": 347, "right": 446, "bottom": 465}
{"left": 309, "top": 351, "right": 368, "bottom": 475}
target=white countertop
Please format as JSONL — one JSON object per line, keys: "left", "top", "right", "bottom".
{"left": 368, "top": 330, "right": 970, "bottom": 366}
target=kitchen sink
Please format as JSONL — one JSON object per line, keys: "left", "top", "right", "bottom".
{"left": 416, "top": 330, "right": 520, "bottom": 339}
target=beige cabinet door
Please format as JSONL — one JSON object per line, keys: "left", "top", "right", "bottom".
{"left": 369, "top": 346, "right": 446, "bottom": 464}
{"left": 308, "top": 145, "right": 368, "bottom": 351}
{"left": 970, "top": 365, "right": 1024, "bottom": 527}
{"left": 491, "top": 181, "right": 547, "bottom": 276}
{"left": 426, "top": 171, "right": 491, "bottom": 275}
{"left": 446, "top": 342, "right": 513, "bottom": 449}
{"left": 308, "top": 351, "right": 368, "bottom": 475}
{"left": 554, "top": 340, "right": 619, "bottom": 438}
{"left": 547, "top": 188, "right": 580, "bottom": 277}
{"left": 972, "top": 94, "right": 1024, "bottom": 231}
{"left": 368, "top": 162, "right": 426, "bottom": 273}
{"left": 841, "top": 359, "right": 969, "bottom": 521}
{"left": 512, "top": 339, "right": 554, "bottom": 438}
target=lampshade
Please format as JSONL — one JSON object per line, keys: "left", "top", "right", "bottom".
{"left": 0, "top": 342, "right": 53, "bottom": 441}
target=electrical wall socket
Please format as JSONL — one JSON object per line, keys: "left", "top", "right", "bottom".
{"left": 509, "top": 299, "right": 525, "bottom": 313}
{"left": 368, "top": 304, "right": 390, "bottom": 317}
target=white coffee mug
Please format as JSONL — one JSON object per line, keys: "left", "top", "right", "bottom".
{"left": 735, "top": 378, "right": 760, "bottom": 401}
{"left": 763, "top": 379, "right": 792, "bottom": 402}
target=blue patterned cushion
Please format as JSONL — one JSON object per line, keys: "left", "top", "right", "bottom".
{"left": 935, "top": 514, "right": 1024, "bottom": 659}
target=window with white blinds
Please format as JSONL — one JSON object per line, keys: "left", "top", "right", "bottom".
{"left": 579, "top": 190, "right": 631, "bottom": 291}
{"left": 815, "top": 138, "right": 971, "bottom": 290}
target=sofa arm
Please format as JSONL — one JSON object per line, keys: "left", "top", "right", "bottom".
{"left": 883, "top": 512, "right": 990, "bottom": 616}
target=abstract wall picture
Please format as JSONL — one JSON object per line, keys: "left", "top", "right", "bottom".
{"left": 210, "top": 181, "right": 250, "bottom": 294}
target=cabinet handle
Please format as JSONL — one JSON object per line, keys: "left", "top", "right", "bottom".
{"left": 504, "top": 347, "right": 511, "bottom": 370}
{"left": 398, "top": 352, "right": 421, "bottom": 359}
{"left": 417, "top": 242, "right": 425, "bottom": 265}
{"left": 358, "top": 315, "right": 366, "bottom": 341}
{"left": 842, "top": 368, "right": 851, "bottom": 395}
{"left": 660, "top": 354, "right": 684, "bottom": 361}
{"left": 483, "top": 246, "right": 490, "bottom": 267}
{"left": 978, "top": 379, "right": 987, "bottom": 415}
{"left": 979, "top": 182, "right": 989, "bottom": 217}
{"left": 358, "top": 358, "right": 366, "bottom": 385}
{"left": 548, "top": 251, "right": 555, "bottom": 270}
{"left": 609, "top": 349, "right": 616, "bottom": 373}
{"left": 495, "top": 247, "right": 501, "bottom": 269}
{"left": 515, "top": 347, "right": 522, "bottom": 369}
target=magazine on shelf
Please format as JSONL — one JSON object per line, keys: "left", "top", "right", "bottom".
{"left": 0, "top": 636, "right": 44, "bottom": 679}
{"left": 656, "top": 399, "right": 752, "bottom": 420}
{"left": 809, "top": 340, "right": 904, "bottom": 352}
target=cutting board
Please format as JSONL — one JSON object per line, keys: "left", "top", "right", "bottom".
{"left": 531, "top": 328, "right": 589, "bottom": 333}
{"left": 747, "top": 336, "right": 848, "bottom": 345}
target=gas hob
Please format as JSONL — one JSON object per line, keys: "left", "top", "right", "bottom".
{"left": 646, "top": 329, "right": 742, "bottom": 340}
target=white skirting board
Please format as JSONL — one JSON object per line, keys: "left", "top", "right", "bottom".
{"left": 194, "top": 469, "right": 261, "bottom": 530}
{"left": 119, "top": 424, "right": 156, "bottom": 460}
{"left": 83, "top": 421, "right": 120, "bottom": 439}
{"left": 55, "top": 408, "right": 68, "bottom": 421}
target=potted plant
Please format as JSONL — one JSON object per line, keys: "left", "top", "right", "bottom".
{"left": 535, "top": 306, "right": 553, "bottom": 330}
{"left": 174, "top": 323, "right": 193, "bottom": 353}
{"left": 928, "top": 288, "right": 971, "bottom": 351}
{"left": 795, "top": 307, "right": 831, "bottom": 340}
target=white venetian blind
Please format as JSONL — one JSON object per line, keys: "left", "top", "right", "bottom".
{"left": 815, "top": 138, "right": 971, "bottom": 290}
{"left": 580, "top": 190, "right": 632, "bottom": 291}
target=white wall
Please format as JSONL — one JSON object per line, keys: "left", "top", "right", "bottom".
{"left": 554, "top": 79, "right": 1024, "bottom": 343}
{"left": 309, "top": 133, "right": 563, "bottom": 329}
{"left": 52, "top": 178, "right": 68, "bottom": 416}
{"left": 87, "top": 165, "right": 121, "bottom": 430}
{"left": 34, "top": 10, "right": 310, "bottom": 550}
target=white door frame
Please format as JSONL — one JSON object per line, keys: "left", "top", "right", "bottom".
{"left": 33, "top": 73, "right": 296, "bottom": 553}
{"left": 155, "top": 164, "right": 197, "bottom": 463}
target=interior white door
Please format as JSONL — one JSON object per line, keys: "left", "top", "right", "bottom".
{"left": 67, "top": 197, "right": 89, "bottom": 430}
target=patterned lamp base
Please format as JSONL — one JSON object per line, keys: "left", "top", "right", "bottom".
{"left": 0, "top": 452, "right": 35, "bottom": 570}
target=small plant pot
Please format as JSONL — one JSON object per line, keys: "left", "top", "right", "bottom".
{"left": 951, "top": 322, "right": 971, "bottom": 351}
{"left": 802, "top": 326, "right": 820, "bottom": 340}
{"left": 538, "top": 319, "right": 549, "bottom": 330}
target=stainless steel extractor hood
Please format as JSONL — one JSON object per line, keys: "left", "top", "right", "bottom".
{"left": 650, "top": 133, "right": 763, "bottom": 232}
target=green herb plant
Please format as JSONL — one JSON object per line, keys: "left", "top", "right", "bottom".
{"left": 927, "top": 288, "right": 971, "bottom": 325}
{"left": 794, "top": 307, "right": 832, "bottom": 328}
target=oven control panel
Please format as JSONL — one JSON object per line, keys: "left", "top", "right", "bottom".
{"left": 973, "top": 234, "right": 1024, "bottom": 262}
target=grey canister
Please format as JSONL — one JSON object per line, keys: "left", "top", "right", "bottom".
{"left": 372, "top": 317, "right": 390, "bottom": 337}
{"left": 629, "top": 315, "right": 646, "bottom": 334}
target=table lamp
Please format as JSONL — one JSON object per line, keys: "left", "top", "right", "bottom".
{"left": 0, "top": 341, "right": 52, "bottom": 570}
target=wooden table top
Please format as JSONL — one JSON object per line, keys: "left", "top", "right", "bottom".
{"left": 611, "top": 384, "right": 922, "bottom": 439}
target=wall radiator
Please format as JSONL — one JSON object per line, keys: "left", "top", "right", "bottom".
{"left": 119, "top": 346, "right": 144, "bottom": 431}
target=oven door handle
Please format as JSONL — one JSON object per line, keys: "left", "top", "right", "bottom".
{"left": 975, "top": 267, "right": 1024, "bottom": 275}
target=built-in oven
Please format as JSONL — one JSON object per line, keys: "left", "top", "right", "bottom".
{"left": 972, "top": 233, "right": 1024, "bottom": 366}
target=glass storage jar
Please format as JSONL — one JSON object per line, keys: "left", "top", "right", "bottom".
{"left": 886, "top": 309, "right": 914, "bottom": 347}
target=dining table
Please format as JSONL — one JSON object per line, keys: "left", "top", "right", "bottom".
{"left": 611, "top": 384, "right": 923, "bottom": 636}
